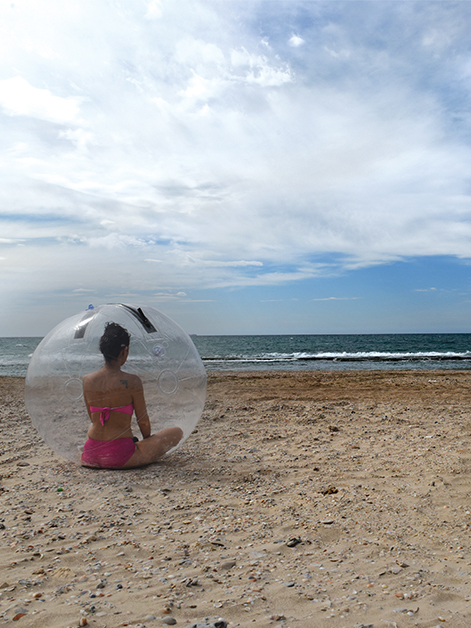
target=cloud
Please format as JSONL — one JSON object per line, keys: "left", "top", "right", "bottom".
{"left": 196, "top": 259, "right": 264, "bottom": 268}
{"left": 288, "top": 34, "right": 304, "bottom": 48}
{"left": 145, "top": 0, "right": 163, "bottom": 20}
{"left": 0, "top": 76, "right": 82, "bottom": 124}
{"left": 87, "top": 233, "right": 151, "bottom": 249}
{"left": 312, "top": 296, "right": 361, "bottom": 301}
{"left": 2, "top": 0, "right": 471, "bottom": 333}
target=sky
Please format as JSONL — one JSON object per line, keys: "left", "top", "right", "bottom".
{"left": 2, "top": 0, "right": 471, "bottom": 336}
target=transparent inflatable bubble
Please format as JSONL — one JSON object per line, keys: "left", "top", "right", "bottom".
{"left": 25, "top": 304, "right": 207, "bottom": 463}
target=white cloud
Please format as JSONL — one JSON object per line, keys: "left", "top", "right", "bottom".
{"left": 145, "top": 0, "right": 163, "bottom": 20}
{"left": 0, "top": 76, "right": 82, "bottom": 124}
{"left": 230, "top": 48, "right": 292, "bottom": 86}
{"left": 288, "top": 34, "right": 304, "bottom": 48}
{"left": 175, "top": 38, "right": 225, "bottom": 67}
{"left": 312, "top": 296, "right": 361, "bottom": 302}
{"left": 245, "top": 64, "right": 292, "bottom": 87}
{"left": 59, "top": 128, "right": 94, "bottom": 151}
{"left": 198, "top": 260, "right": 263, "bottom": 268}
{"left": 2, "top": 0, "right": 471, "bottom": 333}
{"left": 180, "top": 73, "right": 223, "bottom": 101}
{"left": 87, "top": 234, "right": 150, "bottom": 249}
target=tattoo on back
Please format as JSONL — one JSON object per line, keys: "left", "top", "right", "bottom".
{"left": 121, "top": 379, "right": 128, "bottom": 388}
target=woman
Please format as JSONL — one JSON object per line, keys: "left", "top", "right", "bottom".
{"left": 81, "top": 322, "right": 183, "bottom": 469}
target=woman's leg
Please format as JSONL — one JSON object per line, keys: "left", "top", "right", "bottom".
{"left": 121, "top": 427, "right": 183, "bottom": 468}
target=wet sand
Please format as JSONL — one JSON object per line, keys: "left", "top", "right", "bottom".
{"left": 2, "top": 370, "right": 471, "bottom": 627}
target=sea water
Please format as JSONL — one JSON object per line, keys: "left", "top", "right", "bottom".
{"left": 192, "top": 333, "right": 471, "bottom": 371}
{"left": 1, "top": 334, "right": 471, "bottom": 377}
{"left": 0, "top": 337, "right": 43, "bottom": 377}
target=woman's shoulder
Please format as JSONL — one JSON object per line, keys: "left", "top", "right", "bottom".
{"left": 82, "top": 370, "right": 100, "bottom": 386}
{"left": 120, "top": 371, "right": 143, "bottom": 389}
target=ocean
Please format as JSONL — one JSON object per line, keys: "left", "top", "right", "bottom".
{"left": 1, "top": 333, "right": 471, "bottom": 377}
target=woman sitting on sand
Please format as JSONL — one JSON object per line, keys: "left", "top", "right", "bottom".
{"left": 81, "top": 322, "right": 183, "bottom": 469}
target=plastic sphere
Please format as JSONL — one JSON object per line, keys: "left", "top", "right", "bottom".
{"left": 25, "top": 303, "right": 207, "bottom": 463}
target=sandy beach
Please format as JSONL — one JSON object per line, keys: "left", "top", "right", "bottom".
{"left": 2, "top": 370, "right": 471, "bottom": 628}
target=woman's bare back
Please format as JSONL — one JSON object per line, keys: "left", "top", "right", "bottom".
{"left": 83, "top": 368, "right": 148, "bottom": 441}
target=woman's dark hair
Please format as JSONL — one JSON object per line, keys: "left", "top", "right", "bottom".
{"left": 99, "top": 322, "right": 130, "bottom": 363}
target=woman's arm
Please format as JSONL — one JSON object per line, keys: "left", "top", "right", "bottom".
{"left": 82, "top": 374, "right": 93, "bottom": 420}
{"left": 131, "top": 376, "right": 151, "bottom": 439}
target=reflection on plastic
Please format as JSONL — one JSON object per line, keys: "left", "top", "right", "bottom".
{"left": 25, "top": 303, "right": 207, "bottom": 463}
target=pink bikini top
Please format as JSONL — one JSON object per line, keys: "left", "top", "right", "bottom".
{"left": 90, "top": 403, "right": 134, "bottom": 426}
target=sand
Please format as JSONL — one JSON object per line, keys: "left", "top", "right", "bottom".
{"left": 2, "top": 370, "right": 471, "bottom": 628}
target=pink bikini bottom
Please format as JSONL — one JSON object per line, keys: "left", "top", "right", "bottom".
{"left": 81, "top": 437, "right": 136, "bottom": 469}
